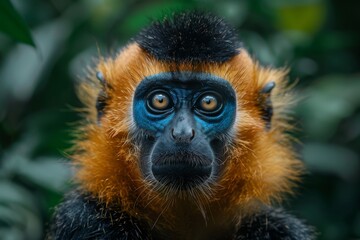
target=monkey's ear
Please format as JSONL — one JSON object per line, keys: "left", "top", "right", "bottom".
{"left": 259, "top": 81, "right": 275, "bottom": 130}
{"left": 96, "top": 71, "right": 106, "bottom": 86}
{"left": 95, "top": 71, "right": 108, "bottom": 122}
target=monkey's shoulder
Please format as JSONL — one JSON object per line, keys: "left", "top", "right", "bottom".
{"left": 48, "top": 190, "right": 314, "bottom": 240}
{"left": 47, "top": 190, "right": 151, "bottom": 240}
{"left": 235, "top": 207, "right": 315, "bottom": 240}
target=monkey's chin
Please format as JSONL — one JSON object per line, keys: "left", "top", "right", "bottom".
{"left": 151, "top": 163, "right": 212, "bottom": 190}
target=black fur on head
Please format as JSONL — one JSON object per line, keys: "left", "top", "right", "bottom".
{"left": 135, "top": 11, "right": 241, "bottom": 63}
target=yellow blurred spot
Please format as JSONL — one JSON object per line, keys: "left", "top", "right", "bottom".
{"left": 275, "top": 3, "right": 326, "bottom": 34}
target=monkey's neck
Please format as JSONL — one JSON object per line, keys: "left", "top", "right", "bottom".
{"left": 149, "top": 197, "right": 238, "bottom": 240}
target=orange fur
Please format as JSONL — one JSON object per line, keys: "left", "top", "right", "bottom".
{"left": 72, "top": 43, "right": 303, "bottom": 239}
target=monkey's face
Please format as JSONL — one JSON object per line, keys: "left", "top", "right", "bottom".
{"left": 75, "top": 13, "right": 300, "bottom": 218}
{"left": 132, "top": 72, "right": 236, "bottom": 191}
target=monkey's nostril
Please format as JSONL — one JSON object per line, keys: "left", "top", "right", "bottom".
{"left": 190, "top": 129, "right": 195, "bottom": 140}
{"left": 171, "top": 128, "right": 181, "bottom": 141}
{"left": 171, "top": 128, "right": 175, "bottom": 139}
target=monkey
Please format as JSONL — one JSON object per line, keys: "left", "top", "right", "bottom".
{"left": 48, "top": 12, "right": 315, "bottom": 240}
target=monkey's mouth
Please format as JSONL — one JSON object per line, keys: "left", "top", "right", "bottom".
{"left": 149, "top": 149, "right": 214, "bottom": 189}
{"left": 151, "top": 163, "right": 212, "bottom": 189}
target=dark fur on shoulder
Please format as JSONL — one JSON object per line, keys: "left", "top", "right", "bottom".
{"left": 235, "top": 207, "right": 316, "bottom": 240}
{"left": 48, "top": 191, "right": 314, "bottom": 240}
{"left": 47, "top": 190, "right": 151, "bottom": 240}
{"left": 135, "top": 11, "right": 241, "bottom": 63}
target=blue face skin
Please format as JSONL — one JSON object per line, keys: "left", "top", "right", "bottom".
{"left": 133, "top": 72, "right": 236, "bottom": 139}
{"left": 132, "top": 72, "right": 236, "bottom": 189}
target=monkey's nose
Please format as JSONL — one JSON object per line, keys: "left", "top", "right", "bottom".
{"left": 171, "top": 127, "right": 195, "bottom": 143}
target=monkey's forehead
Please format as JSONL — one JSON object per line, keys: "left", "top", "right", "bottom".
{"left": 98, "top": 41, "right": 257, "bottom": 98}
{"left": 134, "top": 71, "right": 237, "bottom": 99}
{"left": 135, "top": 11, "right": 241, "bottom": 63}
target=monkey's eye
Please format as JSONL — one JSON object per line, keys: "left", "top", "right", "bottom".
{"left": 195, "top": 92, "right": 223, "bottom": 115}
{"left": 147, "top": 91, "right": 173, "bottom": 113}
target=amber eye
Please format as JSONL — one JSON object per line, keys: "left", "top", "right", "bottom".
{"left": 152, "top": 93, "right": 169, "bottom": 109}
{"left": 200, "top": 95, "right": 218, "bottom": 111}
{"left": 196, "top": 92, "right": 223, "bottom": 115}
{"left": 147, "top": 91, "right": 173, "bottom": 113}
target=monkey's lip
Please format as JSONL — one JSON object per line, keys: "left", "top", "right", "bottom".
{"left": 151, "top": 163, "right": 212, "bottom": 188}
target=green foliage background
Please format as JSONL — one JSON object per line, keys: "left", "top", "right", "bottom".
{"left": 0, "top": 0, "right": 359, "bottom": 239}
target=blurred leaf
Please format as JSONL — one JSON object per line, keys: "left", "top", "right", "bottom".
{"left": 120, "top": 1, "right": 195, "bottom": 38}
{"left": 354, "top": 212, "right": 360, "bottom": 237}
{"left": 2, "top": 129, "right": 71, "bottom": 192}
{"left": 0, "top": 180, "right": 42, "bottom": 240}
{"left": 16, "top": 157, "right": 71, "bottom": 192}
{"left": 0, "top": 228, "right": 23, "bottom": 240}
{"left": 210, "top": 0, "right": 248, "bottom": 25}
{"left": 0, "top": 204, "right": 42, "bottom": 240}
{"left": 0, "top": 227, "right": 23, "bottom": 240}
{"left": 0, "top": 0, "right": 35, "bottom": 47}
{"left": 3, "top": 153, "right": 71, "bottom": 192}
{"left": 0, "top": 205, "right": 23, "bottom": 225}
{"left": 0, "top": 181, "right": 37, "bottom": 209}
{"left": 241, "top": 31, "right": 275, "bottom": 65}
{"left": 24, "top": 111, "right": 76, "bottom": 156}
{"left": 302, "top": 143, "right": 359, "bottom": 180}
{"left": 293, "top": 57, "right": 318, "bottom": 77}
{"left": 270, "top": 0, "right": 326, "bottom": 34}
{"left": 298, "top": 75, "right": 360, "bottom": 140}
{"left": 0, "top": 18, "right": 72, "bottom": 111}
